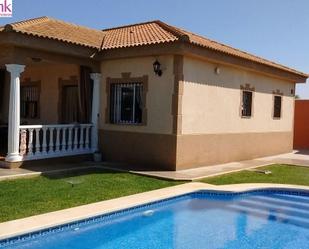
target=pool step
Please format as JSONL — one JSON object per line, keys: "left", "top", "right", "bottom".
{"left": 246, "top": 195, "right": 309, "bottom": 207}
{"left": 234, "top": 200, "right": 309, "bottom": 219}
{"left": 228, "top": 201, "right": 309, "bottom": 229}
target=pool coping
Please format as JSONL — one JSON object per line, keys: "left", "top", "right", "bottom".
{"left": 1, "top": 182, "right": 309, "bottom": 241}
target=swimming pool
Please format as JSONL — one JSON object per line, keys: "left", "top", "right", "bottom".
{"left": 1, "top": 189, "right": 308, "bottom": 249}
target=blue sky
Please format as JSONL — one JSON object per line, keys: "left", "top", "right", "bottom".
{"left": 1, "top": 0, "right": 309, "bottom": 98}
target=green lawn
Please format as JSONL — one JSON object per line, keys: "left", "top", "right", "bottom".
{"left": 2, "top": 164, "right": 308, "bottom": 223}
{"left": 201, "top": 164, "right": 309, "bottom": 186}
{"left": 0, "top": 168, "right": 182, "bottom": 222}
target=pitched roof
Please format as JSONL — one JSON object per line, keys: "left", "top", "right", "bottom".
{"left": 101, "top": 20, "right": 179, "bottom": 49}
{"left": 1, "top": 17, "right": 307, "bottom": 78}
{"left": 1, "top": 16, "right": 104, "bottom": 48}
{"left": 101, "top": 20, "right": 307, "bottom": 77}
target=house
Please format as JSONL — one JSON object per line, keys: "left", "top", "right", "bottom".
{"left": 0, "top": 17, "right": 307, "bottom": 170}
{"left": 293, "top": 100, "right": 309, "bottom": 149}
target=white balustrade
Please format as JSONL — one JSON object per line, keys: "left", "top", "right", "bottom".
{"left": 68, "top": 127, "right": 73, "bottom": 152}
{"left": 85, "top": 126, "right": 90, "bottom": 150}
{"left": 28, "top": 128, "right": 34, "bottom": 156}
{"left": 49, "top": 127, "right": 54, "bottom": 154}
{"left": 55, "top": 127, "right": 61, "bottom": 153}
{"left": 18, "top": 124, "right": 93, "bottom": 161}
{"left": 35, "top": 128, "right": 41, "bottom": 155}
{"left": 42, "top": 127, "right": 47, "bottom": 155}
{"left": 79, "top": 126, "right": 84, "bottom": 152}
{"left": 73, "top": 127, "right": 78, "bottom": 150}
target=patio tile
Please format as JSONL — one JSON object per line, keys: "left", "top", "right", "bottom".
{"left": 0, "top": 150, "right": 309, "bottom": 181}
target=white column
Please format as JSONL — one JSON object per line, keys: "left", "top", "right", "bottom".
{"left": 5, "top": 64, "right": 25, "bottom": 162}
{"left": 90, "top": 73, "right": 101, "bottom": 153}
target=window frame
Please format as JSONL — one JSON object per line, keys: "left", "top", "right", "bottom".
{"left": 20, "top": 79, "right": 41, "bottom": 120}
{"left": 109, "top": 83, "right": 143, "bottom": 125}
{"left": 241, "top": 90, "right": 254, "bottom": 118}
{"left": 273, "top": 95, "right": 282, "bottom": 119}
{"left": 106, "top": 73, "right": 148, "bottom": 126}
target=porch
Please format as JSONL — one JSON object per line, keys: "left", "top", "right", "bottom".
{"left": 0, "top": 60, "right": 101, "bottom": 167}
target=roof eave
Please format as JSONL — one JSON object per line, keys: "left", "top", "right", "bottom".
{"left": 2, "top": 27, "right": 100, "bottom": 49}
{"left": 181, "top": 41, "right": 308, "bottom": 83}
{"left": 97, "top": 40, "right": 308, "bottom": 82}
{"left": 0, "top": 31, "right": 100, "bottom": 62}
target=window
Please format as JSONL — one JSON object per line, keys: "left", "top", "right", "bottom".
{"left": 241, "top": 91, "right": 253, "bottom": 117}
{"left": 273, "top": 95, "right": 282, "bottom": 118}
{"left": 110, "top": 83, "right": 143, "bottom": 124}
{"left": 21, "top": 86, "right": 39, "bottom": 119}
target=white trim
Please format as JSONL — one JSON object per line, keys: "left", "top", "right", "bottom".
{"left": 90, "top": 73, "right": 102, "bottom": 153}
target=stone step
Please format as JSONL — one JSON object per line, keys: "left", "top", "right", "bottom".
{"left": 0, "top": 158, "right": 9, "bottom": 168}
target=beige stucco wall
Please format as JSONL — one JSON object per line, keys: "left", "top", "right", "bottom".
{"left": 182, "top": 56, "right": 296, "bottom": 135}
{"left": 20, "top": 63, "right": 79, "bottom": 125}
{"left": 173, "top": 56, "right": 296, "bottom": 169}
{"left": 100, "top": 56, "right": 175, "bottom": 135}
{"left": 176, "top": 131, "right": 293, "bottom": 169}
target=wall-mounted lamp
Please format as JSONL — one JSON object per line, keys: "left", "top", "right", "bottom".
{"left": 214, "top": 66, "right": 220, "bottom": 75}
{"left": 153, "top": 60, "right": 162, "bottom": 76}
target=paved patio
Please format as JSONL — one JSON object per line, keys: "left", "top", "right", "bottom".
{"left": 0, "top": 162, "right": 95, "bottom": 181}
{"left": 130, "top": 150, "right": 309, "bottom": 180}
{"left": 0, "top": 150, "right": 309, "bottom": 181}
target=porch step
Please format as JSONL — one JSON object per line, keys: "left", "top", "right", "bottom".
{"left": 0, "top": 157, "right": 9, "bottom": 169}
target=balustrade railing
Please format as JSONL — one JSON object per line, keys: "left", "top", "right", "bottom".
{"left": 19, "top": 124, "right": 93, "bottom": 160}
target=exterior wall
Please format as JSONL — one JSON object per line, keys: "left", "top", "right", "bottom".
{"left": 100, "top": 56, "right": 175, "bottom": 134}
{"left": 182, "top": 57, "right": 295, "bottom": 134}
{"left": 20, "top": 63, "right": 79, "bottom": 124}
{"left": 294, "top": 100, "right": 309, "bottom": 149}
{"left": 99, "top": 130, "right": 176, "bottom": 170}
{"left": 176, "top": 56, "right": 296, "bottom": 169}
{"left": 99, "top": 56, "right": 176, "bottom": 169}
{"left": 176, "top": 132, "right": 293, "bottom": 169}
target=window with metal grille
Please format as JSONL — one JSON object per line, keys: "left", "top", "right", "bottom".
{"left": 241, "top": 91, "right": 253, "bottom": 117}
{"left": 110, "top": 83, "right": 143, "bottom": 124}
{"left": 21, "top": 86, "right": 39, "bottom": 119}
{"left": 273, "top": 95, "right": 282, "bottom": 118}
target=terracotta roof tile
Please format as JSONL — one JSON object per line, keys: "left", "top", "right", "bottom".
{"left": 2, "top": 16, "right": 104, "bottom": 48}
{"left": 100, "top": 21, "right": 307, "bottom": 77}
{"left": 1, "top": 17, "right": 307, "bottom": 78}
{"left": 101, "top": 21, "right": 178, "bottom": 49}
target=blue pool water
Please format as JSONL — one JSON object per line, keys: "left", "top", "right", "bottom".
{"left": 1, "top": 190, "right": 309, "bottom": 249}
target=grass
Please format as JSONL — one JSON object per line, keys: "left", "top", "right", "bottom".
{"left": 2, "top": 164, "right": 308, "bottom": 222}
{"left": 201, "top": 164, "right": 309, "bottom": 186}
{"left": 0, "top": 168, "right": 183, "bottom": 222}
